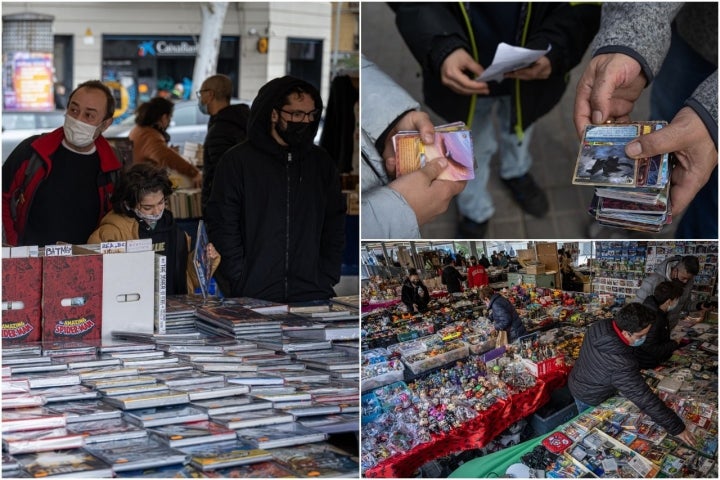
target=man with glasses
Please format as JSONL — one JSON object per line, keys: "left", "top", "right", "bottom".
{"left": 634, "top": 255, "right": 710, "bottom": 330}
{"left": 205, "top": 76, "right": 345, "bottom": 303}
{"left": 196, "top": 74, "right": 250, "bottom": 211}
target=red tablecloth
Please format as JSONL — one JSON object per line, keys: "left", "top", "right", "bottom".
{"left": 364, "top": 368, "right": 569, "bottom": 478}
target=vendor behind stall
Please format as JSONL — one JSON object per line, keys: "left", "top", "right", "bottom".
{"left": 401, "top": 268, "right": 430, "bottom": 313}
{"left": 568, "top": 302, "right": 694, "bottom": 445}
{"left": 635, "top": 280, "right": 688, "bottom": 369}
{"left": 479, "top": 285, "right": 527, "bottom": 344}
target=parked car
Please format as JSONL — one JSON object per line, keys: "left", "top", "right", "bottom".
{"left": 103, "top": 98, "right": 252, "bottom": 149}
{"left": 2, "top": 110, "right": 66, "bottom": 162}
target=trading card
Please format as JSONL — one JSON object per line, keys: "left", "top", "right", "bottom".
{"left": 573, "top": 122, "right": 668, "bottom": 187}
{"left": 393, "top": 123, "right": 474, "bottom": 181}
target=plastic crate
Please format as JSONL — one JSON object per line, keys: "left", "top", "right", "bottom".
{"left": 465, "top": 334, "right": 495, "bottom": 355}
{"left": 402, "top": 342, "right": 469, "bottom": 375}
{"left": 530, "top": 387, "right": 578, "bottom": 435}
{"left": 361, "top": 359, "right": 405, "bottom": 392}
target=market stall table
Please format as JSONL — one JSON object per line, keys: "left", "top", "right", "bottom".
{"left": 361, "top": 291, "right": 448, "bottom": 313}
{"left": 364, "top": 368, "right": 569, "bottom": 478}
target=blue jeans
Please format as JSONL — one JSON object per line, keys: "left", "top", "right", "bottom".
{"left": 574, "top": 398, "right": 593, "bottom": 414}
{"left": 651, "top": 26, "right": 718, "bottom": 239}
{"left": 457, "top": 95, "right": 535, "bottom": 223}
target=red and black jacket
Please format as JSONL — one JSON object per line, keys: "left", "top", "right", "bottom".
{"left": 2, "top": 127, "right": 121, "bottom": 246}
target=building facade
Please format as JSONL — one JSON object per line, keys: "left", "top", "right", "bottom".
{"left": 2, "top": 2, "right": 335, "bottom": 119}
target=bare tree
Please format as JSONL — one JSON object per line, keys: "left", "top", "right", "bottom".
{"left": 191, "top": 2, "right": 229, "bottom": 92}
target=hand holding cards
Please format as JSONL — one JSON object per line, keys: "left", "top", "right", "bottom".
{"left": 573, "top": 122, "right": 672, "bottom": 232}
{"left": 393, "top": 122, "right": 475, "bottom": 181}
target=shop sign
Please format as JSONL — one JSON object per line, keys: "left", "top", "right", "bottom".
{"left": 137, "top": 40, "right": 198, "bottom": 57}
{"left": 3, "top": 52, "right": 54, "bottom": 111}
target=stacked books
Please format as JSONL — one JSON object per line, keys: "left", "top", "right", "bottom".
{"left": 195, "top": 304, "right": 283, "bottom": 339}
{"left": 573, "top": 122, "right": 672, "bottom": 232}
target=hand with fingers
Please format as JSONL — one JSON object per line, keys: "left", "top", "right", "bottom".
{"left": 389, "top": 158, "right": 466, "bottom": 226}
{"left": 573, "top": 53, "right": 647, "bottom": 137}
{"left": 440, "top": 49, "right": 490, "bottom": 96}
{"left": 623, "top": 107, "right": 718, "bottom": 216}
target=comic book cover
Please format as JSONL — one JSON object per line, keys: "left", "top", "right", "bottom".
{"left": 202, "top": 460, "right": 296, "bottom": 478}
{"left": 211, "top": 409, "right": 295, "bottom": 429}
{"left": 270, "top": 443, "right": 359, "bottom": 478}
{"left": 66, "top": 417, "right": 147, "bottom": 443}
{"left": 41, "top": 255, "right": 103, "bottom": 343}
{"left": 147, "top": 420, "right": 237, "bottom": 447}
{"left": 84, "top": 437, "right": 187, "bottom": 472}
{"left": 14, "top": 448, "right": 113, "bottom": 478}
{"left": 122, "top": 405, "right": 208, "bottom": 428}
{"left": 2, "top": 256, "right": 42, "bottom": 345}
{"left": 178, "top": 439, "right": 273, "bottom": 471}
{"left": 236, "top": 422, "right": 327, "bottom": 449}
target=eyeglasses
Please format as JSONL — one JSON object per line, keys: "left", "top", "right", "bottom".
{"left": 279, "top": 108, "right": 320, "bottom": 122}
{"left": 195, "top": 89, "right": 211, "bottom": 98}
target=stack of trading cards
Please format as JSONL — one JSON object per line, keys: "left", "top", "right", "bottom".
{"left": 573, "top": 122, "right": 672, "bottom": 232}
{"left": 393, "top": 122, "right": 475, "bottom": 181}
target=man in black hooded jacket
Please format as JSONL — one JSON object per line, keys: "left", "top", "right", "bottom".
{"left": 568, "top": 302, "right": 694, "bottom": 445}
{"left": 205, "top": 76, "right": 346, "bottom": 302}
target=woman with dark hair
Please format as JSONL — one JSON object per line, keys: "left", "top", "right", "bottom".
{"left": 88, "top": 163, "right": 219, "bottom": 294}
{"left": 479, "top": 285, "right": 527, "bottom": 343}
{"left": 129, "top": 97, "right": 202, "bottom": 187}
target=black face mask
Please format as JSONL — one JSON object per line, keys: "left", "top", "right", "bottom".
{"left": 277, "top": 120, "right": 315, "bottom": 147}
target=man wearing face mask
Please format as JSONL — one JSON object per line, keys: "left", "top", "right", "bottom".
{"left": 205, "top": 76, "right": 345, "bottom": 302}
{"left": 197, "top": 74, "right": 250, "bottom": 212}
{"left": 633, "top": 255, "right": 705, "bottom": 330}
{"left": 401, "top": 268, "right": 431, "bottom": 313}
{"left": 2, "top": 80, "right": 122, "bottom": 246}
{"left": 635, "top": 281, "right": 688, "bottom": 369}
{"left": 568, "top": 302, "right": 694, "bottom": 446}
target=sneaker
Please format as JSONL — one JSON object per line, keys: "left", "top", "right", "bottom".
{"left": 501, "top": 174, "right": 549, "bottom": 217}
{"left": 457, "top": 216, "right": 488, "bottom": 238}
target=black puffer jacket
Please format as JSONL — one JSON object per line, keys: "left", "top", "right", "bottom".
{"left": 401, "top": 278, "right": 430, "bottom": 313}
{"left": 202, "top": 103, "right": 250, "bottom": 210}
{"left": 392, "top": 2, "right": 600, "bottom": 134}
{"left": 441, "top": 265, "right": 465, "bottom": 293}
{"left": 205, "top": 77, "right": 346, "bottom": 302}
{"left": 568, "top": 318, "right": 685, "bottom": 435}
{"left": 634, "top": 296, "right": 679, "bottom": 369}
{"left": 488, "top": 293, "right": 527, "bottom": 342}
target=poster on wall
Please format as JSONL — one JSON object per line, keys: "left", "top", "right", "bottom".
{"left": 3, "top": 52, "right": 54, "bottom": 111}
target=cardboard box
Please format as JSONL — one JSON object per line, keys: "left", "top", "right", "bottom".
{"left": 42, "top": 252, "right": 103, "bottom": 343}
{"left": 101, "top": 250, "right": 156, "bottom": 342}
{"left": 2, "top": 256, "right": 43, "bottom": 345}
{"left": 525, "top": 263, "right": 546, "bottom": 275}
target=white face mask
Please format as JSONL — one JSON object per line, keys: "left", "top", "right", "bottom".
{"left": 134, "top": 208, "right": 164, "bottom": 223}
{"left": 63, "top": 114, "right": 101, "bottom": 148}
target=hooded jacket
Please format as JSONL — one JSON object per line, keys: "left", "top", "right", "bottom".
{"left": 568, "top": 318, "right": 685, "bottom": 435}
{"left": 2, "top": 127, "right": 121, "bottom": 246}
{"left": 633, "top": 256, "right": 697, "bottom": 327}
{"left": 487, "top": 293, "right": 526, "bottom": 342}
{"left": 205, "top": 76, "right": 346, "bottom": 302}
{"left": 202, "top": 103, "right": 251, "bottom": 209}
{"left": 392, "top": 2, "right": 600, "bottom": 137}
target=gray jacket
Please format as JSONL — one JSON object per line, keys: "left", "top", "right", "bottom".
{"left": 633, "top": 256, "right": 695, "bottom": 327}
{"left": 592, "top": 2, "right": 718, "bottom": 146}
{"left": 361, "top": 56, "right": 421, "bottom": 238}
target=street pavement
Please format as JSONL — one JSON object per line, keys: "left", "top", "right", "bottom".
{"left": 361, "top": 2, "right": 679, "bottom": 240}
